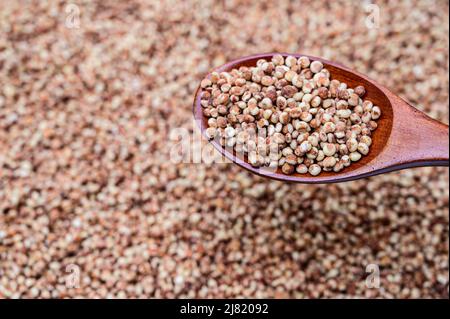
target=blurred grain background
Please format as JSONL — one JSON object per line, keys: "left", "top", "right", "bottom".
{"left": 0, "top": 0, "right": 448, "bottom": 298}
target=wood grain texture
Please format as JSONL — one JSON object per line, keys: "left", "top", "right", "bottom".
{"left": 193, "top": 53, "right": 449, "bottom": 183}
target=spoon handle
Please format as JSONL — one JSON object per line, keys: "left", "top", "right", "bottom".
{"left": 384, "top": 98, "right": 449, "bottom": 170}
{"left": 409, "top": 113, "right": 449, "bottom": 166}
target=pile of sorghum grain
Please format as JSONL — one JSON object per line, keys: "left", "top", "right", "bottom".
{"left": 200, "top": 55, "right": 381, "bottom": 176}
{"left": 0, "top": 0, "right": 448, "bottom": 299}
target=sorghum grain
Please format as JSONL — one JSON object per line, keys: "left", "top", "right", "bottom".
{"left": 201, "top": 55, "right": 381, "bottom": 176}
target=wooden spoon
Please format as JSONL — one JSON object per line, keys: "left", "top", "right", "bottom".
{"left": 193, "top": 53, "right": 449, "bottom": 183}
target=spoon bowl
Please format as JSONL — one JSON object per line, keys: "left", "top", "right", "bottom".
{"left": 193, "top": 53, "right": 449, "bottom": 183}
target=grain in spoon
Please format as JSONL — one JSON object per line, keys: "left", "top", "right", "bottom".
{"left": 193, "top": 53, "right": 449, "bottom": 183}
